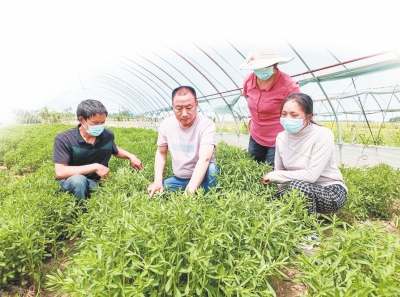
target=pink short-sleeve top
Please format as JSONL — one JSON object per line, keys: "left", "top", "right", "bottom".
{"left": 243, "top": 70, "right": 300, "bottom": 147}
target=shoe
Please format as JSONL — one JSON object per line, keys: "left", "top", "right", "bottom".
{"left": 298, "top": 233, "right": 320, "bottom": 251}
{"left": 304, "top": 233, "right": 320, "bottom": 242}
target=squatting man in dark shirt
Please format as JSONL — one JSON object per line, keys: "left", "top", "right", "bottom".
{"left": 52, "top": 99, "right": 143, "bottom": 199}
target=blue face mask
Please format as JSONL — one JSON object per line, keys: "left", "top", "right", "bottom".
{"left": 85, "top": 120, "right": 105, "bottom": 136}
{"left": 280, "top": 117, "right": 305, "bottom": 133}
{"left": 254, "top": 66, "right": 274, "bottom": 80}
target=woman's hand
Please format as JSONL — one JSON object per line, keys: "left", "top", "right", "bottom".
{"left": 261, "top": 173, "right": 270, "bottom": 185}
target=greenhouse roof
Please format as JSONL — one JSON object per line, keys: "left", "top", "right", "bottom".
{"left": 1, "top": 1, "right": 400, "bottom": 125}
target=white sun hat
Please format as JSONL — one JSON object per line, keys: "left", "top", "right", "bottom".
{"left": 239, "top": 44, "right": 294, "bottom": 70}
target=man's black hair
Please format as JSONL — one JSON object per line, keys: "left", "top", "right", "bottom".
{"left": 76, "top": 99, "right": 108, "bottom": 120}
{"left": 171, "top": 86, "right": 197, "bottom": 102}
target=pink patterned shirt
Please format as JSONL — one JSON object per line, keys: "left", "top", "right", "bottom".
{"left": 243, "top": 70, "right": 300, "bottom": 147}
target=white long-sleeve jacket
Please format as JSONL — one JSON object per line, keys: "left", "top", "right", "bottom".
{"left": 268, "top": 123, "right": 347, "bottom": 191}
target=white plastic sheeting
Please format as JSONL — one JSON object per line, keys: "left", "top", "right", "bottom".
{"left": 3, "top": 40, "right": 400, "bottom": 131}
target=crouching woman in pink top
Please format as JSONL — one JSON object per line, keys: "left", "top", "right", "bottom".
{"left": 261, "top": 93, "right": 347, "bottom": 215}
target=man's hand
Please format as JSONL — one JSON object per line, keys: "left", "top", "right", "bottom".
{"left": 148, "top": 182, "right": 163, "bottom": 197}
{"left": 261, "top": 172, "right": 270, "bottom": 185}
{"left": 129, "top": 155, "right": 143, "bottom": 171}
{"left": 114, "top": 147, "right": 143, "bottom": 170}
{"left": 184, "top": 184, "right": 197, "bottom": 195}
{"left": 95, "top": 164, "right": 111, "bottom": 179}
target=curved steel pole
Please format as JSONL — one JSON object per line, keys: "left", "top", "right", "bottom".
{"left": 85, "top": 65, "right": 167, "bottom": 116}
{"left": 131, "top": 50, "right": 211, "bottom": 117}
{"left": 147, "top": 47, "right": 221, "bottom": 121}
{"left": 131, "top": 51, "right": 200, "bottom": 116}
{"left": 85, "top": 69, "right": 161, "bottom": 112}
{"left": 130, "top": 51, "right": 181, "bottom": 85}
{"left": 208, "top": 43, "right": 246, "bottom": 79}
{"left": 165, "top": 44, "right": 237, "bottom": 126}
{"left": 86, "top": 73, "right": 151, "bottom": 110}
{"left": 113, "top": 62, "right": 173, "bottom": 118}
{"left": 352, "top": 93, "right": 369, "bottom": 144}
{"left": 115, "top": 56, "right": 204, "bottom": 117}
{"left": 114, "top": 60, "right": 172, "bottom": 106}
{"left": 85, "top": 93, "right": 142, "bottom": 119}
{"left": 82, "top": 71, "right": 157, "bottom": 113}
{"left": 79, "top": 79, "right": 150, "bottom": 115}
{"left": 286, "top": 41, "right": 343, "bottom": 164}
{"left": 191, "top": 42, "right": 242, "bottom": 134}
{"left": 225, "top": 40, "right": 246, "bottom": 59}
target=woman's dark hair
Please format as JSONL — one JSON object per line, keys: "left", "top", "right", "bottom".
{"left": 280, "top": 93, "right": 318, "bottom": 124}
{"left": 76, "top": 99, "right": 108, "bottom": 120}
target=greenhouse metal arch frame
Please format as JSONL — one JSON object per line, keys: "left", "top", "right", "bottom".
{"left": 8, "top": 40, "right": 400, "bottom": 165}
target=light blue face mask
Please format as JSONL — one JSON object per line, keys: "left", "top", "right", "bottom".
{"left": 280, "top": 117, "right": 305, "bottom": 133}
{"left": 85, "top": 120, "right": 105, "bottom": 136}
{"left": 254, "top": 66, "right": 274, "bottom": 80}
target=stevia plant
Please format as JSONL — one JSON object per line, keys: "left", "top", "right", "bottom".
{"left": 340, "top": 164, "right": 400, "bottom": 221}
{"left": 0, "top": 124, "right": 71, "bottom": 175}
{"left": 293, "top": 219, "right": 400, "bottom": 297}
{"left": 45, "top": 142, "right": 315, "bottom": 296}
{"left": 0, "top": 125, "right": 78, "bottom": 291}
{"left": 1, "top": 124, "right": 400, "bottom": 296}
{"left": 0, "top": 165, "right": 77, "bottom": 291}
{"left": 46, "top": 192, "right": 312, "bottom": 296}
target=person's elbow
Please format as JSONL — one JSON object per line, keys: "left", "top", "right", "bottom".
{"left": 54, "top": 164, "right": 66, "bottom": 179}
{"left": 198, "top": 154, "right": 212, "bottom": 165}
{"left": 302, "top": 171, "right": 320, "bottom": 183}
{"left": 200, "top": 153, "right": 214, "bottom": 163}
{"left": 55, "top": 171, "right": 64, "bottom": 179}
{"left": 198, "top": 145, "right": 215, "bottom": 163}
{"left": 304, "top": 176, "right": 319, "bottom": 183}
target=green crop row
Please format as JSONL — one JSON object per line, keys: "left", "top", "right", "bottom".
{"left": 0, "top": 164, "right": 77, "bottom": 292}
{"left": 0, "top": 124, "right": 399, "bottom": 296}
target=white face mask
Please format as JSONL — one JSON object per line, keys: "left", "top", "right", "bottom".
{"left": 280, "top": 117, "right": 306, "bottom": 133}
{"left": 254, "top": 66, "right": 274, "bottom": 80}
{"left": 84, "top": 120, "right": 105, "bottom": 136}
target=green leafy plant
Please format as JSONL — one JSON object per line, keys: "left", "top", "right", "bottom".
{"left": 0, "top": 124, "right": 399, "bottom": 296}
{"left": 340, "top": 164, "right": 400, "bottom": 220}
{"left": 293, "top": 220, "right": 400, "bottom": 296}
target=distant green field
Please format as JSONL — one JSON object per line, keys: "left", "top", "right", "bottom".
{"left": 217, "top": 121, "right": 400, "bottom": 147}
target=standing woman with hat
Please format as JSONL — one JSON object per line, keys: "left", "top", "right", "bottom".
{"left": 240, "top": 44, "right": 300, "bottom": 167}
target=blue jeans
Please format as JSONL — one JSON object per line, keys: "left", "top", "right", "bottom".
{"left": 59, "top": 174, "right": 100, "bottom": 199}
{"left": 248, "top": 135, "right": 275, "bottom": 167}
{"left": 163, "top": 162, "right": 219, "bottom": 194}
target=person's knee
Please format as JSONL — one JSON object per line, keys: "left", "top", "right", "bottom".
{"left": 203, "top": 163, "right": 219, "bottom": 192}
{"left": 163, "top": 176, "right": 176, "bottom": 188}
{"left": 67, "top": 174, "right": 88, "bottom": 188}
{"left": 288, "top": 179, "right": 308, "bottom": 189}
{"left": 163, "top": 176, "right": 189, "bottom": 192}
{"left": 59, "top": 174, "right": 90, "bottom": 199}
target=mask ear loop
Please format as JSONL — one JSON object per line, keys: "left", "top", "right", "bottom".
{"left": 79, "top": 117, "right": 87, "bottom": 127}
{"left": 304, "top": 114, "right": 313, "bottom": 126}
{"left": 82, "top": 119, "right": 92, "bottom": 135}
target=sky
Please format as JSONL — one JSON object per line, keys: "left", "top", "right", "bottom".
{"left": 1, "top": 0, "right": 399, "bottom": 124}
